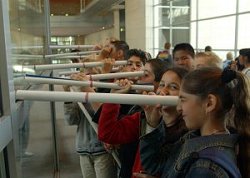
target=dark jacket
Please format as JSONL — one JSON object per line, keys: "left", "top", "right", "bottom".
{"left": 140, "top": 125, "right": 240, "bottom": 178}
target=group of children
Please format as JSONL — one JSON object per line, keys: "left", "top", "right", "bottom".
{"left": 63, "top": 39, "right": 250, "bottom": 178}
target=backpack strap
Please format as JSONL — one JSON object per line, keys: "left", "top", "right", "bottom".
{"left": 198, "top": 148, "right": 241, "bottom": 178}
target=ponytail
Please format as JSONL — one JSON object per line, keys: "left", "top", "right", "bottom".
{"left": 222, "top": 70, "right": 250, "bottom": 178}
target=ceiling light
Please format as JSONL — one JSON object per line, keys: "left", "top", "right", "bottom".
{"left": 65, "top": 14, "right": 69, "bottom": 16}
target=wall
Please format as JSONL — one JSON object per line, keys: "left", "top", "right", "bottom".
{"left": 84, "top": 28, "right": 114, "bottom": 45}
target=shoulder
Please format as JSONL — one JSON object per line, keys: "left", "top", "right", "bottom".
{"left": 186, "top": 159, "right": 230, "bottom": 178}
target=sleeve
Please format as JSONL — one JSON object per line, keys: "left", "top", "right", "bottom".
{"left": 64, "top": 102, "right": 81, "bottom": 125}
{"left": 98, "top": 103, "right": 141, "bottom": 144}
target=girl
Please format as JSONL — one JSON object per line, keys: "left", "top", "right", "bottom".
{"left": 98, "top": 67, "right": 188, "bottom": 178}
{"left": 138, "top": 67, "right": 250, "bottom": 178}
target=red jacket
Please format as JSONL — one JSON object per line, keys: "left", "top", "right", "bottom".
{"left": 98, "top": 103, "right": 143, "bottom": 178}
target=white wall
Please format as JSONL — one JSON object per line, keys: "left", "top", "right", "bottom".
{"left": 125, "top": 0, "right": 153, "bottom": 55}
{"left": 84, "top": 28, "right": 114, "bottom": 45}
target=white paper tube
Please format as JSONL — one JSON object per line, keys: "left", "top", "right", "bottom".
{"left": 12, "top": 46, "right": 43, "bottom": 49}
{"left": 34, "top": 61, "right": 127, "bottom": 70}
{"left": 44, "top": 50, "right": 100, "bottom": 58}
{"left": 88, "top": 71, "right": 145, "bottom": 80}
{"left": 59, "top": 67, "right": 120, "bottom": 76}
{"left": 16, "top": 90, "right": 178, "bottom": 106}
{"left": 23, "top": 76, "right": 154, "bottom": 91}
{"left": 49, "top": 45, "right": 95, "bottom": 49}
{"left": 55, "top": 55, "right": 89, "bottom": 59}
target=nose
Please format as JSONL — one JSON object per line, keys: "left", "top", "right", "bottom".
{"left": 157, "top": 87, "right": 169, "bottom": 96}
{"left": 176, "top": 99, "right": 182, "bottom": 114}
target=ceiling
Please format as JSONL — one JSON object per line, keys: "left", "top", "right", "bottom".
{"left": 49, "top": 0, "right": 124, "bottom": 36}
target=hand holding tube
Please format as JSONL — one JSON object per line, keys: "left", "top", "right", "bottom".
{"left": 110, "top": 79, "right": 133, "bottom": 94}
{"left": 142, "top": 91, "right": 162, "bottom": 128}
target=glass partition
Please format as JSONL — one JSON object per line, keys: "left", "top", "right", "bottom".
{"left": 8, "top": 0, "right": 55, "bottom": 177}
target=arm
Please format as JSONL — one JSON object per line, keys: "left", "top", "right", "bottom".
{"left": 98, "top": 103, "right": 141, "bottom": 144}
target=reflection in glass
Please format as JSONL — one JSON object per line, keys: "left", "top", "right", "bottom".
{"left": 10, "top": 0, "right": 45, "bottom": 90}
{"left": 197, "top": 17, "right": 235, "bottom": 49}
{"left": 172, "top": 8, "right": 190, "bottom": 27}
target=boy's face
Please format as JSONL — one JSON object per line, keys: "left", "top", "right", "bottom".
{"left": 173, "top": 50, "right": 194, "bottom": 70}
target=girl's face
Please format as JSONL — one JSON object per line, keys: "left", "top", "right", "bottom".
{"left": 138, "top": 63, "right": 155, "bottom": 84}
{"left": 156, "top": 70, "right": 181, "bottom": 115}
{"left": 178, "top": 90, "right": 207, "bottom": 130}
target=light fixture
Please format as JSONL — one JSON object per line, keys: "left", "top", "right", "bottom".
{"left": 65, "top": 13, "right": 69, "bottom": 16}
{"left": 51, "top": 14, "right": 54, "bottom": 16}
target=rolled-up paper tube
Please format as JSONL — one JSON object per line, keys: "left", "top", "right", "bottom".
{"left": 44, "top": 50, "right": 100, "bottom": 58}
{"left": 23, "top": 76, "right": 154, "bottom": 91}
{"left": 16, "top": 90, "right": 178, "bottom": 106}
{"left": 34, "top": 61, "right": 127, "bottom": 70}
{"left": 88, "top": 71, "right": 145, "bottom": 80}
{"left": 59, "top": 67, "right": 120, "bottom": 76}
{"left": 49, "top": 45, "right": 95, "bottom": 49}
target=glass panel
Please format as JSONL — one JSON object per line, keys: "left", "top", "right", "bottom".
{"left": 10, "top": 0, "right": 45, "bottom": 90}
{"left": 190, "top": 0, "right": 197, "bottom": 20}
{"left": 0, "top": 82, "right": 2, "bottom": 117}
{"left": 172, "top": 8, "right": 190, "bottom": 27}
{"left": 238, "top": 14, "right": 250, "bottom": 49}
{"left": 0, "top": 151, "right": 6, "bottom": 178}
{"left": 156, "top": 7, "right": 170, "bottom": 26}
{"left": 197, "top": 16, "right": 235, "bottom": 49}
{"left": 239, "top": 0, "right": 250, "bottom": 13}
{"left": 213, "top": 51, "right": 236, "bottom": 62}
{"left": 172, "top": 0, "right": 190, "bottom": 6}
{"left": 172, "top": 29, "right": 190, "bottom": 46}
{"left": 190, "top": 22, "right": 197, "bottom": 49}
{"left": 158, "top": 29, "right": 170, "bottom": 50}
{"left": 198, "top": 0, "right": 236, "bottom": 19}
{"left": 154, "top": 0, "right": 170, "bottom": 6}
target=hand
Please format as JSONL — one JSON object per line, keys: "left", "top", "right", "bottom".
{"left": 104, "top": 143, "right": 120, "bottom": 151}
{"left": 98, "top": 46, "right": 112, "bottom": 59}
{"left": 133, "top": 172, "right": 157, "bottom": 178}
{"left": 101, "top": 58, "right": 115, "bottom": 74}
{"left": 70, "top": 73, "right": 95, "bottom": 92}
{"left": 63, "top": 85, "right": 70, "bottom": 92}
{"left": 70, "top": 72, "right": 90, "bottom": 81}
{"left": 142, "top": 91, "right": 162, "bottom": 128}
{"left": 110, "top": 79, "right": 133, "bottom": 94}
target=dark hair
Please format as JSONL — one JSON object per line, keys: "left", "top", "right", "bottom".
{"left": 205, "top": 45, "right": 212, "bottom": 52}
{"left": 110, "top": 40, "right": 129, "bottom": 58}
{"left": 182, "top": 67, "right": 250, "bottom": 177}
{"left": 126, "top": 49, "right": 147, "bottom": 65}
{"left": 173, "top": 43, "right": 195, "bottom": 58}
{"left": 146, "top": 58, "right": 171, "bottom": 82}
{"left": 166, "top": 67, "right": 189, "bottom": 81}
{"left": 239, "top": 48, "right": 250, "bottom": 63}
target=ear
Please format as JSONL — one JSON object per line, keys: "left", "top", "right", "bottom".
{"left": 205, "top": 94, "right": 217, "bottom": 113}
{"left": 117, "top": 49, "right": 124, "bottom": 58}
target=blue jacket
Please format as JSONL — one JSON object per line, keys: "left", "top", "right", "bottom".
{"left": 140, "top": 124, "right": 240, "bottom": 178}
